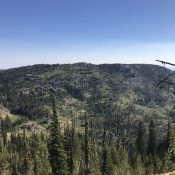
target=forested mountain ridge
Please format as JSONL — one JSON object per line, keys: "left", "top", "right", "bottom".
{"left": 0, "top": 63, "right": 174, "bottom": 122}
{"left": 1, "top": 63, "right": 175, "bottom": 175}
{"left": 0, "top": 63, "right": 175, "bottom": 140}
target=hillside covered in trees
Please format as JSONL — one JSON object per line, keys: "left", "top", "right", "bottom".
{"left": 0, "top": 63, "right": 174, "bottom": 121}
{"left": 1, "top": 63, "right": 175, "bottom": 174}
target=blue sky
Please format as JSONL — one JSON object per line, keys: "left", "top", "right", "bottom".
{"left": 0, "top": 0, "right": 175, "bottom": 68}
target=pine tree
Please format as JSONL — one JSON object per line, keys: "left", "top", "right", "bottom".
{"left": 33, "top": 154, "right": 39, "bottom": 175}
{"left": 89, "top": 143, "right": 101, "bottom": 175}
{"left": 38, "top": 136, "right": 51, "bottom": 175}
{"left": 70, "top": 113, "right": 75, "bottom": 174}
{"left": 133, "top": 154, "right": 145, "bottom": 175}
{"left": 136, "top": 121, "right": 146, "bottom": 155}
{"left": 11, "top": 153, "right": 19, "bottom": 175}
{"left": 164, "top": 128, "right": 175, "bottom": 172}
{"left": 110, "top": 143, "right": 117, "bottom": 165}
{"left": 64, "top": 121, "right": 75, "bottom": 174}
{"left": 48, "top": 97, "right": 69, "bottom": 175}
{"left": 84, "top": 112, "right": 90, "bottom": 174}
{"left": 166, "top": 122, "right": 172, "bottom": 150}
{"left": 101, "top": 144, "right": 113, "bottom": 175}
{"left": 147, "top": 120, "right": 156, "bottom": 156}
{"left": 115, "top": 147, "right": 131, "bottom": 175}
{"left": 144, "top": 155, "right": 154, "bottom": 175}
{"left": 0, "top": 143, "right": 9, "bottom": 174}
{"left": 22, "top": 135, "right": 31, "bottom": 175}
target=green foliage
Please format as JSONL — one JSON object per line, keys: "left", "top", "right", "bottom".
{"left": 48, "top": 97, "right": 69, "bottom": 175}
{"left": 64, "top": 122, "right": 75, "bottom": 174}
{"left": 0, "top": 108, "right": 174, "bottom": 175}
{"left": 101, "top": 144, "right": 113, "bottom": 175}
{"left": 147, "top": 120, "right": 156, "bottom": 156}
{"left": 136, "top": 121, "right": 146, "bottom": 155}
{"left": 164, "top": 128, "right": 175, "bottom": 172}
{"left": 133, "top": 155, "right": 145, "bottom": 175}
{"left": 0, "top": 63, "right": 172, "bottom": 122}
{"left": 89, "top": 144, "right": 101, "bottom": 175}
{"left": 114, "top": 147, "right": 132, "bottom": 175}
{"left": 0, "top": 63, "right": 175, "bottom": 174}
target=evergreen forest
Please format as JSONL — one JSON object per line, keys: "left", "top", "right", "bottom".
{"left": 0, "top": 63, "right": 175, "bottom": 175}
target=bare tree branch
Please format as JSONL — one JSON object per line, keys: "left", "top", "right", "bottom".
{"left": 155, "top": 60, "right": 175, "bottom": 91}
{"left": 156, "top": 72, "right": 175, "bottom": 90}
{"left": 156, "top": 60, "right": 175, "bottom": 67}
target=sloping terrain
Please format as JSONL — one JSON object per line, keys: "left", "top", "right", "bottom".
{"left": 0, "top": 63, "right": 174, "bottom": 131}
{"left": 0, "top": 105, "right": 21, "bottom": 123}
{"left": 0, "top": 105, "right": 10, "bottom": 119}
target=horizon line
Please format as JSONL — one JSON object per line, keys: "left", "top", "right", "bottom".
{"left": 0, "top": 61, "right": 170, "bottom": 70}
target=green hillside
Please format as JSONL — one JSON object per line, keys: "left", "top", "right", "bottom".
{"left": 1, "top": 63, "right": 175, "bottom": 175}
{"left": 0, "top": 63, "right": 174, "bottom": 123}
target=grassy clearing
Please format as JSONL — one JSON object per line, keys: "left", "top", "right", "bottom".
{"left": 10, "top": 114, "right": 22, "bottom": 123}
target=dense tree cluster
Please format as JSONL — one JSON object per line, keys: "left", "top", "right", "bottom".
{"left": 0, "top": 63, "right": 175, "bottom": 174}
{"left": 0, "top": 63, "right": 171, "bottom": 120}
{"left": 0, "top": 99, "right": 175, "bottom": 175}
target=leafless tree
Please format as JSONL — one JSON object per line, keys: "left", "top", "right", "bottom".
{"left": 156, "top": 60, "right": 175, "bottom": 90}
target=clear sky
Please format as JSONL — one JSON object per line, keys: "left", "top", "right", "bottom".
{"left": 0, "top": 0, "right": 175, "bottom": 69}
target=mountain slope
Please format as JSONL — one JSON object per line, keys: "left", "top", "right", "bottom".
{"left": 0, "top": 63, "right": 174, "bottom": 128}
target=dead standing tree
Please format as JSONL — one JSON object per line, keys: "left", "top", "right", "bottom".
{"left": 155, "top": 60, "right": 175, "bottom": 91}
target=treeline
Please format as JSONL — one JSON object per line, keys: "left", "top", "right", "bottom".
{"left": 0, "top": 101, "right": 175, "bottom": 175}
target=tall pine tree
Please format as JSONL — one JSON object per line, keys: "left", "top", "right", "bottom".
{"left": 136, "top": 121, "right": 146, "bottom": 155}
{"left": 147, "top": 120, "right": 156, "bottom": 156}
{"left": 48, "top": 96, "right": 69, "bottom": 175}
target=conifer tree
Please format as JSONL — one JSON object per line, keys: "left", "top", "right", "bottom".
{"left": 164, "top": 128, "right": 175, "bottom": 171}
{"left": 64, "top": 121, "right": 75, "bottom": 174}
{"left": 115, "top": 147, "right": 131, "bottom": 175}
{"left": 136, "top": 121, "right": 146, "bottom": 155}
{"left": 70, "top": 112, "right": 75, "bottom": 174}
{"left": 84, "top": 112, "right": 90, "bottom": 174}
{"left": 166, "top": 122, "right": 172, "bottom": 150}
{"left": 102, "top": 144, "right": 113, "bottom": 175}
{"left": 22, "top": 136, "right": 31, "bottom": 175}
{"left": 48, "top": 97, "right": 69, "bottom": 175}
{"left": 110, "top": 143, "right": 117, "bottom": 166}
{"left": 38, "top": 136, "right": 51, "bottom": 175}
{"left": 33, "top": 152, "right": 40, "bottom": 175}
{"left": 133, "top": 154, "right": 145, "bottom": 175}
{"left": 11, "top": 153, "right": 19, "bottom": 175}
{"left": 0, "top": 143, "right": 9, "bottom": 174}
{"left": 147, "top": 120, "right": 156, "bottom": 156}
